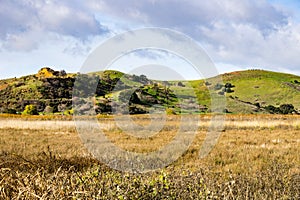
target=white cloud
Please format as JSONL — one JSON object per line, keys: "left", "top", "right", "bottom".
{"left": 1, "top": 0, "right": 300, "bottom": 78}
{"left": 0, "top": 0, "right": 108, "bottom": 51}
{"left": 97, "top": 0, "right": 288, "bottom": 31}
{"left": 96, "top": 0, "right": 300, "bottom": 74}
{"left": 199, "top": 20, "right": 300, "bottom": 71}
{"left": 37, "top": 1, "right": 106, "bottom": 38}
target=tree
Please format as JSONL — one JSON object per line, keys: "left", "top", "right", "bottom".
{"left": 265, "top": 105, "right": 279, "bottom": 114}
{"left": 265, "top": 104, "right": 295, "bottom": 114}
{"left": 224, "top": 82, "right": 234, "bottom": 93}
{"left": 59, "top": 70, "right": 67, "bottom": 76}
{"left": 22, "top": 105, "right": 38, "bottom": 115}
{"left": 225, "top": 82, "right": 235, "bottom": 88}
{"left": 279, "top": 104, "right": 295, "bottom": 114}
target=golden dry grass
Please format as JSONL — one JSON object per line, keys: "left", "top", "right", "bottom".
{"left": 0, "top": 114, "right": 299, "bottom": 199}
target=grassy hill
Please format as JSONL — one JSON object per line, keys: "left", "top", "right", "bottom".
{"left": 0, "top": 68, "right": 299, "bottom": 115}
{"left": 221, "top": 70, "right": 300, "bottom": 113}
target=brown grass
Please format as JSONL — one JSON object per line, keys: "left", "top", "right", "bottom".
{"left": 0, "top": 114, "right": 299, "bottom": 199}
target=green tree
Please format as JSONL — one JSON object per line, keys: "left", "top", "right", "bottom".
{"left": 279, "top": 104, "right": 295, "bottom": 114}
{"left": 22, "top": 105, "right": 38, "bottom": 115}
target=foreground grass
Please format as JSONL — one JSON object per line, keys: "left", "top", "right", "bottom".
{"left": 0, "top": 114, "right": 299, "bottom": 199}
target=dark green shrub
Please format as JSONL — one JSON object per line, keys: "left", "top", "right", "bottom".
{"left": 177, "top": 82, "right": 185, "bottom": 87}
{"left": 254, "top": 103, "right": 260, "bottom": 108}
{"left": 214, "top": 83, "right": 223, "bottom": 90}
{"left": 265, "top": 104, "right": 295, "bottom": 114}
{"left": 279, "top": 104, "right": 295, "bottom": 114}
{"left": 225, "top": 82, "right": 235, "bottom": 88}
{"left": 3, "top": 108, "right": 17, "bottom": 114}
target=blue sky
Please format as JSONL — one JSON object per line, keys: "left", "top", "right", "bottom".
{"left": 1, "top": 0, "right": 300, "bottom": 79}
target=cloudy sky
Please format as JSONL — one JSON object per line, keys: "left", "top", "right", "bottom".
{"left": 1, "top": 0, "right": 300, "bottom": 79}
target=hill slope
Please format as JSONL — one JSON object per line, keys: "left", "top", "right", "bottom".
{"left": 0, "top": 68, "right": 299, "bottom": 115}
{"left": 221, "top": 70, "right": 300, "bottom": 113}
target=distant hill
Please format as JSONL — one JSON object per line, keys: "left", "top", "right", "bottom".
{"left": 0, "top": 67, "right": 299, "bottom": 115}
{"left": 190, "top": 70, "right": 300, "bottom": 114}
{"left": 216, "top": 70, "right": 300, "bottom": 114}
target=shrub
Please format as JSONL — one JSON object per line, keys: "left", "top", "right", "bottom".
{"left": 279, "top": 104, "right": 295, "bottom": 114}
{"left": 225, "top": 82, "right": 235, "bottom": 88}
{"left": 205, "top": 81, "right": 211, "bottom": 86}
{"left": 63, "top": 109, "right": 74, "bottom": 115}
{"left": 214, "top": 83, "right": 223, "bottom": 90}
{"left": 2, "top": 108, "right": 17, "bottom": 114}
{"left": 254, "top": 103, "right": 260, "bottom": 108}
{"left": 265, "top": 105, "right": 280, "bottom": 114}
{"left": 265, "top": 104, "right": 295, "bottom": 114}
{"left": 177, "top": 82, "right": 185, "bottom": 87}
{"left": 22, "top": 105, "right": 39, "bottom": 115}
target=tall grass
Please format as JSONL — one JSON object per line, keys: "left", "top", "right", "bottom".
{"left": 0, "top": 114, "right": 299, "bottom": 199}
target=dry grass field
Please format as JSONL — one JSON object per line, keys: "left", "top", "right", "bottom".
{"left": 0, "top": 114, "right": 299, "bottom": 199}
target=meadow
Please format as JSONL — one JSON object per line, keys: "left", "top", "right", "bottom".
{"left": 0, "top": 114, "right": 299, "bottom": 199}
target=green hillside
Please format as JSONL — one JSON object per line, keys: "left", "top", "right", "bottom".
{"left": 0, "top": 68, "right": 299, "bottom": 115}
{"left": 221, "top": 70, "right": 300, "bottom": 113}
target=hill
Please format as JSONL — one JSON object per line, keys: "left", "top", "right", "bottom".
{"left": 218, "top": 70, "right": 300, "bottom": 113}
{"left": 190, "top": 69, "right": 300, "bottom": 114}
{"left": 0, "top": 67, "right": 299, "bottom": 115}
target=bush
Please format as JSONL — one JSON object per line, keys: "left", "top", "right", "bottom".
{"left": 22, "top": 105, "right": 39, "bottom": 115}
{"left": 279, "top": 104, "right": 295, "bottom": 114}
{"left": 254, "top": 103, "right": 260, "bottom": 108}
{"left": 63, "top": 109, "right": 74, "bottom": 115}
{"left": 225, "top": 82, "right": 235, "bottom": 88}
{"left": 265, "top": 104, "right": 295, "bottom": 114}
{"left": 205, "top": 81, "right": 211, "bottom": 86}
{"left": 2, "top": 108, "right": 17, "bottom": 114}
{"left": 177, "top": 82, "right": 185, "bottom": 87}
{"left": 214, "top": 83, "right": 223, "bottom": 90}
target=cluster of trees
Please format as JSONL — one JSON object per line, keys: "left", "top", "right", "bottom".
{"left": 265, "top": 104, "right": 296, "bottom": 114}
{"left": 37, "top": 67, "right": 66, "bottom": 78}
{"left": 39, "top": 77, "right": 74, "bottom": 99}
{"left": 214, "top": 82, "right": 235, "bottom": 95}
{"left": 20, "top": 104, "right": 74, "bottom": 115}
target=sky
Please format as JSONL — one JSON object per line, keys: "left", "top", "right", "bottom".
{"left": 1, "top": 0, "right": 300, "bottom": 80}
